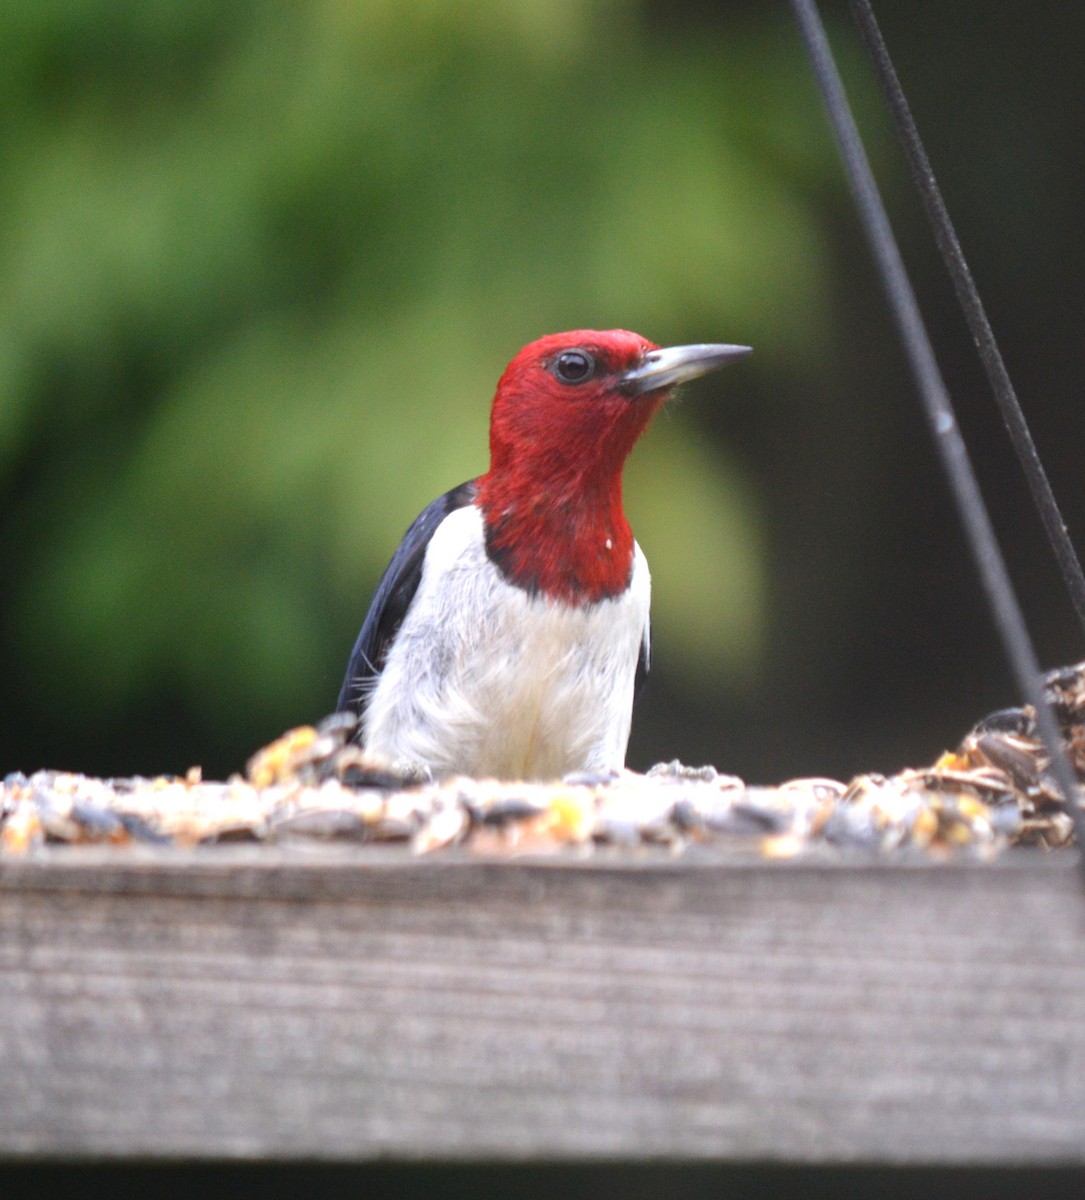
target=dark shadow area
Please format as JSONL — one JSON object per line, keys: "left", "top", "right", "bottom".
{"left": 2, "top": 1162, "right": 1085, "bottom": 1200}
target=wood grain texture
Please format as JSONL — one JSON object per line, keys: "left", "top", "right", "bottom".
{"left": 1, "top": 848, "right": 1084, "bottom": 1163}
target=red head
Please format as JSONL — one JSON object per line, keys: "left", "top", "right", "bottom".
{"left": 477, "top": 329, "right": 750, "bottom": 604}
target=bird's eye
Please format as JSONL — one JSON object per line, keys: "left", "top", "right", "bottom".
{"left": 552, "top": 350, "right": 596, "bottom": 385}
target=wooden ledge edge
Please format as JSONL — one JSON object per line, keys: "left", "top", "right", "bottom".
{"left": 0, "top": 842, "right": 1079, "bottom": 900}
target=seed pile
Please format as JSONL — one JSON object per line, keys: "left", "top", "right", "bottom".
{"left": 5, "top": 664, "right": 1085, "bottom": 857}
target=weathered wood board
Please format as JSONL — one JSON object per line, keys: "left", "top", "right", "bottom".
{"left": 1, "top": 848, "right": 1083, "bottom": 1162}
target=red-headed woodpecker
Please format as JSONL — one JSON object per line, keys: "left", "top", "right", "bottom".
{"left": 337, "top": 330, "right": 751, "bottom": 781}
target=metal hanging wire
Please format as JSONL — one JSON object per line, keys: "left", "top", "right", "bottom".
{"left": 849, "top": 0, "right": 1085, "bottom": 637}
{"left": 788, "top": 0, "right": 1085, "bottom": 858}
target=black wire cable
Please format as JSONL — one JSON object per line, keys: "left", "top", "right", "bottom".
{"left": 850, "top": 0, "right": 1085, "bottom": 637}
{"left": 788, "top": 0, "right": 1085, "bottom": 856}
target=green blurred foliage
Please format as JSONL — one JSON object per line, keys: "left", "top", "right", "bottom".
{"left": 1, "top": 0, "right": 844, "bottom": 773}
{"left": 9, "top": 1, "right": 1079, "bottom": 782}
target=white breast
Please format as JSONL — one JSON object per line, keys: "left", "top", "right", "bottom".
{"left": 362, "top": 505, "right": 650, "bottom": 781}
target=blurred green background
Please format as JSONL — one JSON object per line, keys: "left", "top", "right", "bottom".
{"left": 3, "top": 0, "right": 1083, "bottom": 784}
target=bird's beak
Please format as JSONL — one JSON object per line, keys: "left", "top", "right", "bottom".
{"left": 621, "top": 343, "right": 752, "bottom": 396}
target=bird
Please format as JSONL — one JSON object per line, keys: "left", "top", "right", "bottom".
{"left": 337, "top": 329, "right": 751, "bottom": 781}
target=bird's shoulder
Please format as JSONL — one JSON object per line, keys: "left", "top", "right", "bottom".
{"left": 337, "top": 479, "right": 480, "bottom": 715}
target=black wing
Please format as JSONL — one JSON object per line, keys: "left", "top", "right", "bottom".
{"left": 336, "top": 480, "right": 479, "bottom": 716}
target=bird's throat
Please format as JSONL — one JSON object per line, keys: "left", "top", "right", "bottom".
{"left": 479, "top": 472, "right": 635, "bottom": 605}
{"left": 479, "top": 387, "right": 663, "bottom": 605}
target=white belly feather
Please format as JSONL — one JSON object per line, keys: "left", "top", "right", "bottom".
{"left": 362, "top": 505, "right": 650, "bottom": 780}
